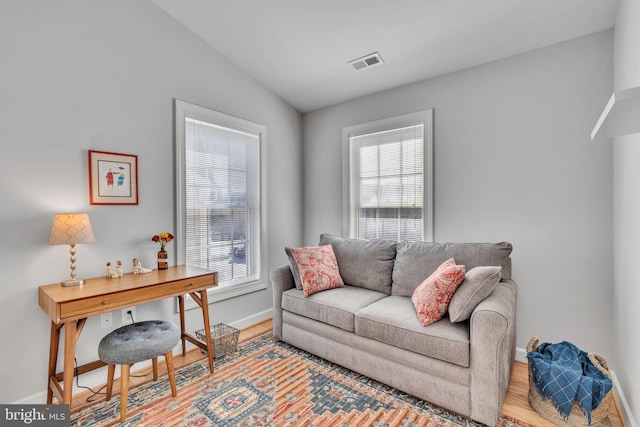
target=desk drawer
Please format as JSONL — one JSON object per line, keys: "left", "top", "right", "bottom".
{"left": 60, "top": 275, "right": 214, "bottom": 320}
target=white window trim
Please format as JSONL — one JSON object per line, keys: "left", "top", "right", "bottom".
{"left": 175, "top": 99, "right": 268, "bottom": 309}
{"left": 342, "top": 110, "right": 434, "bottom": 242}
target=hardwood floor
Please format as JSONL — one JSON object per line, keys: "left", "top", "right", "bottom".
{"left": 71, "top": 319, "right": 625, "bottom": 426}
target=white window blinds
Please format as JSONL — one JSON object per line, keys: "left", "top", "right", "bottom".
{"left": 184, "top": 117, "right": 261, "bottom": 286}
{"left": 349, "top": 124, "right": 425, "bottom": 241}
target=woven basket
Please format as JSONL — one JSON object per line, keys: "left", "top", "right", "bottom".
{"left": 526, "top": 336, "right": 612, "bottom": 427}
{"left": 195, "top": 323, "right": 240, "bottom": 358}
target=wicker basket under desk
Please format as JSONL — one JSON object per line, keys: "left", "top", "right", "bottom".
{"left": 195, "top": 323, "right": 240, "bottom": 358}
{"left": 526, "top": 336, "right": 612, "bottom": 427}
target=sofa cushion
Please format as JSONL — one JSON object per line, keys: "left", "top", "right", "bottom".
{"left": 355, "top": 296, "right": 471, "bottom": 367}
{"left": 449, "top": 266, "right": 502, "bottom": 322}
{"left": 319, "top": 233, "right": 396, "bottom": 294}
{"left": 282, "top": 286, "right": 388, "bottom": 332}
{"left": 411, "top": 258, "right": 466, "bottom": 326}
{"left": 288, "top": 245, "right": 345, "bottom": 297}
{"left": 392, "top": 241, "right": 512, "bottom": 297}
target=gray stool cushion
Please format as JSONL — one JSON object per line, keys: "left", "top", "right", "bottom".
{"left": 98, "top": 320, "right": 180, "bottom": 365}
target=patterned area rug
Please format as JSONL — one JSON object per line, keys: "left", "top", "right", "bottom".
{"left": 70, "top": 333, "right": 526, "bottom": 426}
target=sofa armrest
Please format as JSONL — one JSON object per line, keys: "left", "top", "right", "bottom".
{"left": 270, "top": 265, "right": 296, "bottom": 340}
{"left": 469, "top": 279, "right": 517, "bottom": 426}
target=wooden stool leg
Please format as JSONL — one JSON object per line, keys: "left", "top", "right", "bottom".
{"left": 165, "top": 351, "right": 177, "bottom": 397}
{"left": 119, "top": 364, "right": 131, "bottom": 423}
{"left": 152, "top": 357, "right": 159, "bottom": 381}
{"left": 106, "top": 364, "right": 115, "bottom": 400}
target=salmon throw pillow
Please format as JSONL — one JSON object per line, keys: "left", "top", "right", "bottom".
{"left": 411, "top": 258, "right": 466, "bottom": 326}
{"left": 289, "top": 245, "right": 345, "bottom": 297}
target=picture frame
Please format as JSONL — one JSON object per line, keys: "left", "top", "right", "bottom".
{"left": 88, "top": 150, "right": 138, "bottom": 205}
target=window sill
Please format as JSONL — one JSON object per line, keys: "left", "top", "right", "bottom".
{"left": 182, "top": 279, "right": 267, "bottom": 311}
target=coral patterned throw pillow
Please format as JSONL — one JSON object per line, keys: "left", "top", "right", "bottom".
{"left": 411, "top": 258, "right": 466, "bottom": 326}
{"left": 289, "top": 245, "right": 345, "bottom": 297}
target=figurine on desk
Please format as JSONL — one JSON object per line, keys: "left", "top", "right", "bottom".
{"left": 132, "top": 258, "right": 152, "bottom": 274}
{"left": 105, "top": 262, "right": 118, "bottom": 279}
{"left": 115, "top": 260, "right": 123, "bottom": 277}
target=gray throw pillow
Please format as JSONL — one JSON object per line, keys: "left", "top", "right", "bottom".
{"left": 448, "top": 266, "right": 502, "bottom": 322}
{"left": 284, "top": 246, "right": 303, "bottom": 289}
{"left": 319, "top": 234, "right": 396, "bottom": 294}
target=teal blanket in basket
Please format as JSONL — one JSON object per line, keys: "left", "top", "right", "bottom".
{"left": 527, "top": 341, "right": 612, "bottom": 424}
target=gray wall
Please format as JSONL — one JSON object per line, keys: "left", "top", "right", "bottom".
{"left": 303, "top": 31, "right": 614, "bottom": 361}
{"left": 0, "top": 0, "right": 302, "bottom": 403}
{"left": 613, "top": 0, "right": 640, "bottom": 423}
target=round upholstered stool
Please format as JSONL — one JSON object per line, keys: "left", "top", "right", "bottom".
{"left": 98, "top": 320, "right": 180, "bottom": 422}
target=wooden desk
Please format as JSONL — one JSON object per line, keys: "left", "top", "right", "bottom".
{"left": 38, "top": 265, "right": 218, "bottom": 406}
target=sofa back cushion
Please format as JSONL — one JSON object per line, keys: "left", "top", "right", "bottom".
{"left": 391, "top": 241, "right": 512, "bottom": 297}
{"left": 319, "top": 233, "right": 396, "bottom": 294}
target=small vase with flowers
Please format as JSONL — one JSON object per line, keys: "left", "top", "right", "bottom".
{"left": 152, "top": 232, "right": 174, "bottom": 270}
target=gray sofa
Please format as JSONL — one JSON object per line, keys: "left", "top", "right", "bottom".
{"left": 270, "top": 234, "right": 517, "bottom": 426}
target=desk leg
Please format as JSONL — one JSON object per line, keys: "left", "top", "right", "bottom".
{"left": 178, "top": 295, "right": 187, "bottom": 356}
{"left": 62, "top": 320, "right": 78, "bottom": 404}
{"left": 178, "top": 291, "right": 214, "bottom": 374}
{"left": 46, "top": 322, "right": 62, "bottom": 404}
{"left": 199, "top": 290, "right": 214, "bottom": 374}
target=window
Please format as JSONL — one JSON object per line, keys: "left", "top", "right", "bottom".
{"left": 175, "top": 100, "right": 267, "bottom": 303}
{"left": 343, "top": 110, "right": 433, "bottom": 242}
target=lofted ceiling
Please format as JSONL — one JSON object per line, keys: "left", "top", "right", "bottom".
{"left": 152, "top": 0, "right": 620, "bottom": 113}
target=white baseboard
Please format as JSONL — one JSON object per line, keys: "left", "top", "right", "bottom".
{"left": 226, "top": 308, "right": 272, "bottom": 331}
{"left": 13, "top": 309, "right": 274, "bottom": 405}
{"left": 11, "top": 390, "right": 48, "bottom": 405}
{"left": 515, "top": 347, "right": 637, "bottom": 427}
{"left": 611, "top": 370, "right": 638, "bottom": 427}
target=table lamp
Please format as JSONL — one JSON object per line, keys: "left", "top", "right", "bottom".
{"left": 49, "top": 213, "right": 96, "bottom": 286}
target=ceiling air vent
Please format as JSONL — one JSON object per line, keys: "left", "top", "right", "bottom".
{"left": 348, "top": 52, "right": 384, "bottom": 71}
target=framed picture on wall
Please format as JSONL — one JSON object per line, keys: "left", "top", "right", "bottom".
{"left": 88, "top": 150, "right": 139, "bottom": 205}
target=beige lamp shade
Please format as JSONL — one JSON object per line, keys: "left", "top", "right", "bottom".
{"left": 49, "top": 213, "right": 95, "bottom": 286}
{"left": 49, "top": 213, "right": 96, "bottom": 245}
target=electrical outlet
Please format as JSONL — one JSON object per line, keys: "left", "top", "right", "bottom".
{"left": 101, "top": 312, "right": 113, "bottom": 329}
{"left": 121, "top": 307, "right": 136, "bottom": 325}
